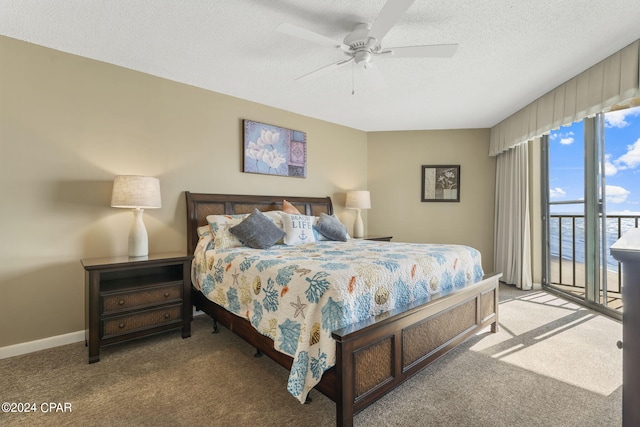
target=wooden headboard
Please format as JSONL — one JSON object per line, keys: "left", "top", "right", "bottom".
{"left": 185, "top": 192, "right": 334, "bottom": 254}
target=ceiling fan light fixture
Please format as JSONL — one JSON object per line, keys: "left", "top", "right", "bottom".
{"left": 354, "top": 50, "right": 372, "bottom": 66}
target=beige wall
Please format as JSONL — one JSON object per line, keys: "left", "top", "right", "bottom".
{"left": 367, "top": 130, "right": 496, "bottom": 273}
{"left": 0, "top": 36, "right": 497, "bottom": 349}
{"left": 0, "top": 37, "right": 367, "bottom": 347}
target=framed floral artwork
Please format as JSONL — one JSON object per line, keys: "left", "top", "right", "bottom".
{"left": 421, "top": 165, "right": 460, "bottom": 202}
{"left": 243, "top": 119, "right": 307, "bottom": 178}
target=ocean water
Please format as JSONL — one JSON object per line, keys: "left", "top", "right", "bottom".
{"left": 549, "top": 216, "right": 639, "bottom": 272}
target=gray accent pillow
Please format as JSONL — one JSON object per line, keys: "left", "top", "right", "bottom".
{"left": 230, "top": 208, "right": 285, "bottom": 249}
{"left": 314, "top": 213, "right": 349, "bottom": 242}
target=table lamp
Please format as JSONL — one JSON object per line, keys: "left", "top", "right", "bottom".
{"left": 111, "top": 175, "right": 161, "bottom": 257}
{"left": 345, "top": 190, "right": 371, "bottom": 239}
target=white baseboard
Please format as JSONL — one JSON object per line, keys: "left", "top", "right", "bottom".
{"left": 0, "top": 309, "right": 207, "bottom": 360}
{"left": 0, "top": 330, "right": 86, "bottom": 360}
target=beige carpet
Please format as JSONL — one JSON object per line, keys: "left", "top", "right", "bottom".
{"left": 1, "top": 284, "right": 622, "bottom": 426}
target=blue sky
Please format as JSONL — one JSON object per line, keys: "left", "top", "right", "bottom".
{"left": 549, "top": 105, "right": 640, "bottom": 214}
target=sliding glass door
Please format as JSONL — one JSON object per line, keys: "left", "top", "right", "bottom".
{"left": 543, "top": 106, "right": 640, "bottom": 318}
{"left": 542, "top": 114, "right": 617, "bottom": 317}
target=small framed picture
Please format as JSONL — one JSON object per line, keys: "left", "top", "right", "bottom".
{"left": 421, "top": 165, "right": 460, "bottom": 202}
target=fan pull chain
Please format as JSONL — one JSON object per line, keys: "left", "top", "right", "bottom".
{"left": 352, "top": 61, "right": 355, "bottom": 95}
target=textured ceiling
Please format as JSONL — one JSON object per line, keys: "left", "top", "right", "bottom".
{"left": 2, "top": 0, "right": 640, "bottom": 131}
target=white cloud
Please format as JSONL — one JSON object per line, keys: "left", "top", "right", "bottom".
{"left": 605, "top": 108, "right": 640, "bottom": 128}
{"left": 604, "top": 154, "right": 618, "bottom": 176}
{"left": 606, "top": 185, "right": 631, "bottom": 203}
{"left": 549, "top": 187, "right": 566, "bottom": 199}
{"left": 551, "top": 131, "right": 574, "bottom": 144}
{"left": 614, "top": 138, "right": 640, "bottom": 170}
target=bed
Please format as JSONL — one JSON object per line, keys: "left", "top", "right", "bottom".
{"left": 185, "top": 192, "right": 501, "bottom": 427}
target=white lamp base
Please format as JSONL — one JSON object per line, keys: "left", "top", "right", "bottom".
{"left": 353, "top": 208, "right": 364, "bottom": 239}
{"left": 128, "top": 208, "right": 149, "bottom": 257}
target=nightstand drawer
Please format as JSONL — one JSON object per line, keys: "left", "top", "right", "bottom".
{"left": 102, "top": 282, "right": 182, "bottom": 315}
{"left": 102, "top": 304, "right": 182, "bottom": 338}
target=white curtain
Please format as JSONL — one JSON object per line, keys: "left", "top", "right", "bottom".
{"left": 494, "top": 143, "right": 533, "bottom": 289}
{"left": 490, "top": 40, "right": 639, "bottom": 156}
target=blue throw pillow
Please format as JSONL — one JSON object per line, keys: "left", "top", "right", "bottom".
{"left": 314, "top": 213, "right": 349, "bottom": 242}
{"left": 230, "top": 209, "right": 285, "bottom": 249}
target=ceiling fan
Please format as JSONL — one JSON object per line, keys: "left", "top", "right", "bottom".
{"left": 275, "top": 0, "right": 458, "bottom": 83}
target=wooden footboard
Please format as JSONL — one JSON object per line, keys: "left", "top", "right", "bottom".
{"left": 332, "top": 273, "right": 500, "bottom": 426}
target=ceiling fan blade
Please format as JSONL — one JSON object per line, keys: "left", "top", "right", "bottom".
{"left": 295, "top": 57, "right": 354, "bottom": 82}
{"left": 276, "top": 22, "right": 349, "bottom": 51}
{"left": 367, "top": 0, "right": 416, "bottom": 42}
{"left": 378, "top": 43, "right": 459, "bottom": 58}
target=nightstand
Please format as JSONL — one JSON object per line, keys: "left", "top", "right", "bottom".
{"left": 82, "top": 252, "right": 193, "bottom": 363}
{"left": 363, "top": 235, "right": 393, "bottom": 242}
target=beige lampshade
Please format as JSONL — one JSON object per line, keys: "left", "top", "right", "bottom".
{"left": 111, "top": 175, "right": 162, "bottom": 209}
{"left": 345, "top": 190, "right": 371, "bottom": 210}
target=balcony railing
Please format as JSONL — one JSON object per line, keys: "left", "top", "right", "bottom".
{"left": 549, "top": 214, "right": 639, "bottom": 308}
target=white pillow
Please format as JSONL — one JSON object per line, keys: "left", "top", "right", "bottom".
{"left": 262, "top": 210, "right": 284, "bottom": 230}
{"left": 281, "top": 213, "right": 317, "bottom": 245}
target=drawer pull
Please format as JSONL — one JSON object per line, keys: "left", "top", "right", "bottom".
{"left": 118, "top": 300, "right": 125, "bottom": 305}
{"left": 118, "top": 323, "right": 125, "bottom": 329}
{"left": 164, "top": 292, "right": 170, "bottom": 298}
{"left": 163, "top": 313, "right": 170, "bottom": 320}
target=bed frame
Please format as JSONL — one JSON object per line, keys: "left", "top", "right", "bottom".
{"left": 185, "top": 192, "right": 501, "bottom": 427}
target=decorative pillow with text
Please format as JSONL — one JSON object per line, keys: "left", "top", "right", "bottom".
{"left": 281, "top": 213, "right": 317, "bottom": 245}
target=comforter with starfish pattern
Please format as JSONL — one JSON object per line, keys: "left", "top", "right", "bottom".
{"left": 191, "top": 236, "right": 484, "bottom": 403}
